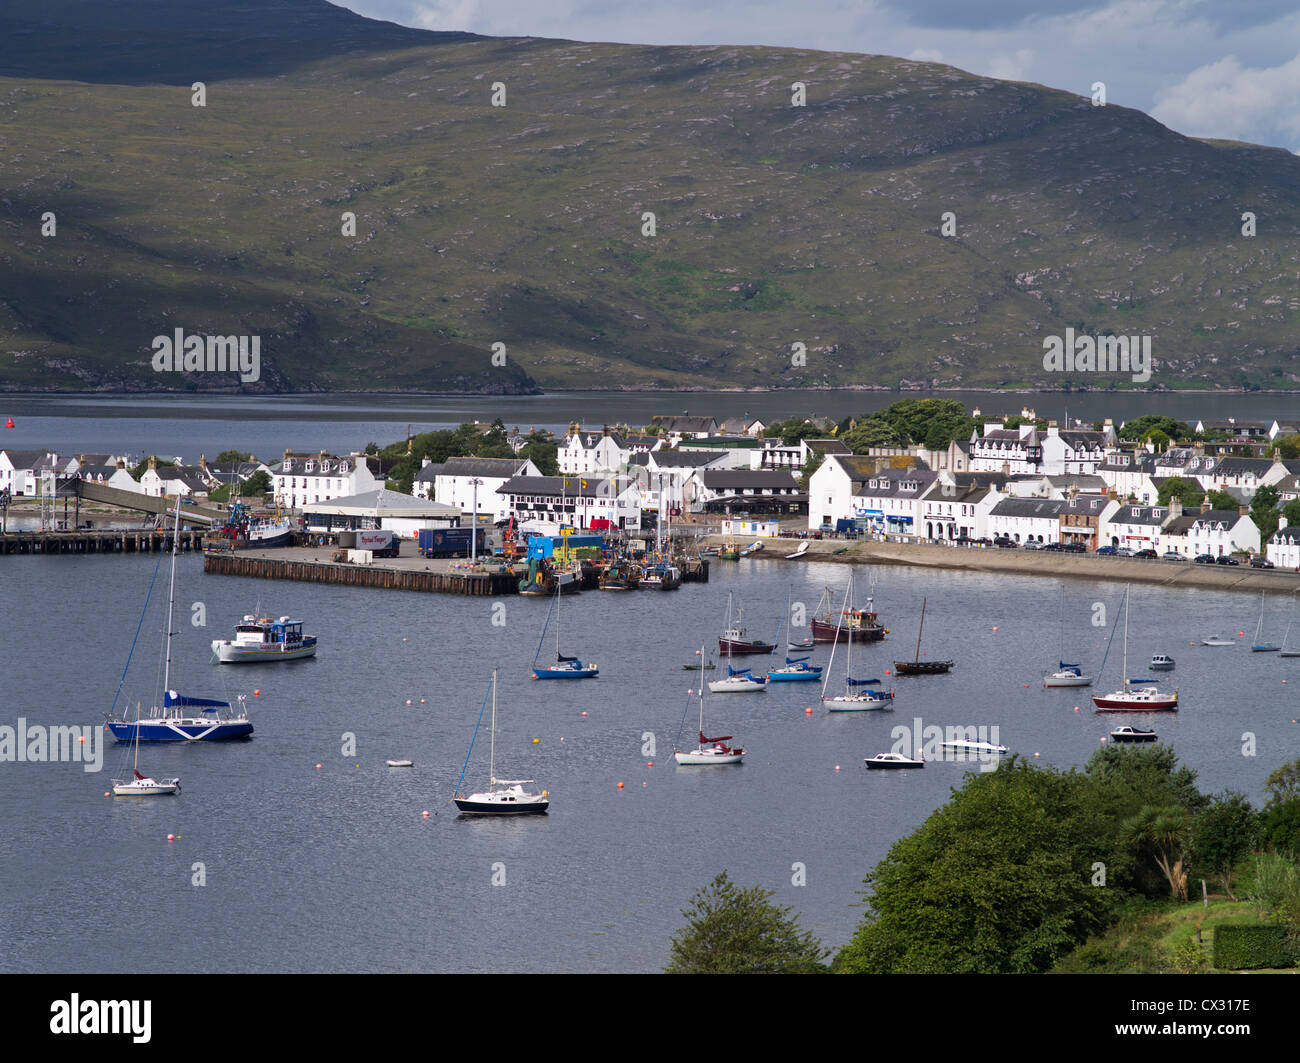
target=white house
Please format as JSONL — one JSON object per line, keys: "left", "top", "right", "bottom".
{"left": 649, "top": 415, "right": 718, "bottom": 444}
{"left": 496, "top": 475, "right": 642, "bottom": 531}
{"left": 1266, "top": 523, "right": 1300, "bottom": 569}
{"left": 559, "top": 427, "right": 630, "bottom": 475}
{"left": 969, "top": 424, "right": 1042, "bottom": 475}
{"left": 918, "top": 483, "right": 1001, "bottom": 540}
{"left": 986, "top": 497, "right": 1065, "bottom": 544}
{"left": 1165, "top": 507, "right": 1261, "bottom": 557}
{"left": 139, "top": 461, "right": 210, "bottom": 499}
{"left": 273, "top": 450, "right": 382, "bottom": 510}
{"left": 627, "top": 448, "right": 728, "bottom": 513}
{"left": 0, "top": 449, "right": 60, "bottom": 496}
{"left": 413, "top": 456, "right": 541, "bottom": 522}
{"left": 1101, "top": 503, "right": 1173, "bottom": 551}
{"left": 1040, "top": 424, "right": 1115, "bottom": 476}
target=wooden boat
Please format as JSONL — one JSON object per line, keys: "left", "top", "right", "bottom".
{"left": 893, "top": 598, "right": 953, "bottom": 675}
{"left": 717, "top": 596, "right": 775, "bottom": 655}
{"left": 864, "top": 752, "right": 924, "bottom": 770}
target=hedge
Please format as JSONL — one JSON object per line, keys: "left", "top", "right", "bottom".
{"left": 1212, "top": 925, "right": 1296, "bottom": 970}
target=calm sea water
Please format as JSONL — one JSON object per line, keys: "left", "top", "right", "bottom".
{"left": 1, "top": 551, "right": 1295, "bottom": 973}
{"left": 2, "top": 390, "right": 1297, "bottom": 464}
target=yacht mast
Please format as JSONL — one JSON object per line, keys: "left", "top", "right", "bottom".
{"left": 163, "top": 497, "right": 181, "bottom": 695}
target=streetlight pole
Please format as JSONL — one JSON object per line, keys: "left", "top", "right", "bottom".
{"left": 469, "top": 477, "right": 483, "bottom": 566}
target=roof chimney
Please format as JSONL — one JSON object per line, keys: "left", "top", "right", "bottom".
{"left": 1239, "top": 505, "right": 1249, "bottom": 517}
{"left": 1169, "top": 497, "right": 1183, "bottom": 518}
{"left": 1200, "top": 498, "right": 1212, "bottom": 513}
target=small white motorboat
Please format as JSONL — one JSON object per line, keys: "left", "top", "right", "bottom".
{"left": 941, "top": 738, "right": 1009, "bottom": 757}
{"left": 864, "top": 752, "right": 924, "bottom": 770}
{"left": 1201, "top": 635, "right": 1235, "bottom": 646}
{"left": 1148, "top": 654, "right": 1175, "bottom": 671}
{"left": 386, "top": 759, "right": 414, "bottom": 768}
{"left": 1108, "top": 726, "right": 1158, "bottom": 743}
{"left": 785, "top": 541, "right": 810, "bottom": 559}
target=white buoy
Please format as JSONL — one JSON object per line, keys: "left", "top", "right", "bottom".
{"left": 386, "top": 759, "right": 414, "bottom": 768}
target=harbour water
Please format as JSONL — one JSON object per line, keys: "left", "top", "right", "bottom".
{"left": 1, "top": 550, "right": 1295, "bottom": 972}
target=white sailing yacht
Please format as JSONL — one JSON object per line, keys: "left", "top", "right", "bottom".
{"left": 822, "top": 574, "right": 894, "bottom": 711}
{"left": 709, "top": 593, "right": 768, "bottom": 693}
{"left": 676, "top": 646, "right": 747, "bottom": 765}
{"left": 1280, "top": 592, "right": 1300, "bottom": 657}
{"left": 111, "top": 702, "right": 180, "bottom": 797}
{"left": 1043, "top": 586, "right": 1092, "bottom": 687}
{"left": 453, "top": 670, "right": 549, "bottom": 815}
{"left": 1092, "top": 586, "right": 1178, "bottom": 711}
{"left": 1251, "top": 590, "right": 1280, "bottom": 652}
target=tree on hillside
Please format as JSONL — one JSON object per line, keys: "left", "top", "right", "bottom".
{"left": 836, "top": 757, "right": 1115, "bottom": 974}
{"left": 666, "top": 872, "right": 827, "bottom": 974}
{"left": 1118, "top": 415, "right": 1191, "bottom": 444}
{"left": 1156, "top": 477, "right": 1204, "bottom": 508}
{"left": 842, "top": 399, "right": 975, "bottom": 454}
{"left": 1264, "top": 760, "right": 1300, "bottom": 807}
{"left": 520, "top": 429, "right": 558, "bottom": 476}
{"left": 1275, "top": 434, "right": 1300, "bottom": 460}
{"left": 1188, "top": 791, "right": 1258, "bottom": 900}
{"left": 1121, "top": 805, "right": 1190, "bottom": 900}
{"left": 1206, "top": 489, "right": 1239, "bottom": 512}
{"left": 214, "top": 449, "right": 254, "bottom": 464}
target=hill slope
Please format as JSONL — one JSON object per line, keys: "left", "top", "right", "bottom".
{"left": 2, "top": 0, "right": 1298, "bottom": 393}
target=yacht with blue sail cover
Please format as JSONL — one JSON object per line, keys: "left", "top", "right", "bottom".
{"left": 106, "top": 498, "right": 253, "bottom": 743}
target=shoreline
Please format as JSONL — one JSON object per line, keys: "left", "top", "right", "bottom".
{"left": 704, "top": 535, "right": 1300, "bottom": 595}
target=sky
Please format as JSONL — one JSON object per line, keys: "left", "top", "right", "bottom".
{"left": 338, "top": 0, "right": 1300, "bottom": 152}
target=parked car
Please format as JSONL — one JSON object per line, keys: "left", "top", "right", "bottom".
{"left": 1134, "top": 549, "right": 1159, "bottom": 559}
{"left": 1043, "top": 542, "right": 1065, "bottom": 551}
{"left": 1194, "top": 553, "right": 1216, "bottom": 564}
{"left": 1021, "top": 540, "right": 1043, "bottom": 550}
{"left": 1162, "top": 551, "right": 1183, "bottom": 560}
{"left": 1215, "top": 555, "right": 1240, "bottom": 566}
{"left": 1096, "top": 545, "right": 1117, "bottom": 555}
{"left": 1115, "top": 547, "right": 1135, "bottom": 556}
{"left": 1062, "top": 543, "right": 1087, "bottom": 553}
{"left": 993, "top": 537, "right": 1017, "bottom": 548}
{"left": 1250, "top": 556, "right": 1275, "bottom": 569}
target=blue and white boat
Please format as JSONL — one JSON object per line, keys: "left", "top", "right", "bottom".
{"left": 212, "top": 614, "right": 318, "bottom": 663}
{"left": 106, "top": 498, "right": 254, "bottom": 743}
{"left": 821, "top": 573, "right": 895, "bottom": 711}
{"left": 765, "top": 656, "right": 823, "bottom": 682}
{"left": 708, "top": 664, "right": 768, "bottom": 693}
{"left": 531, "top": 581, "right": 597, "bottom": 679}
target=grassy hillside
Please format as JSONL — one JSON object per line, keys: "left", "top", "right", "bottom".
{"left": 2, "top": 0, "right": 1299, "bottom": 393}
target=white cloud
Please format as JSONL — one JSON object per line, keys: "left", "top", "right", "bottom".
{"left": 1151, "top": 51, "right": 1300, "bottom": 149}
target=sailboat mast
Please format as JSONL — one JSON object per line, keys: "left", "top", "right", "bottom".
{"left": 489, "top": 668, "right": 497, "bottom": 788}
{"left": 698, "top": 644, "right": 706, "bottom": 734}
{"left": 914, "top": 597, "right": 927, "bottom": 663}
{"left": 845, "top": 573, "right": 853, "bottom": 693}
{"left": 555, "top": 580, "right": 561, "bottom": 659}
{"left": 821, "top": 579, "right": 850, "bottom": 701}
{"left": 163, "top": 497, "right": 180, "bottom": 694}
{"left": 1122, "top": 587, "right": 1130, "bottom": 693}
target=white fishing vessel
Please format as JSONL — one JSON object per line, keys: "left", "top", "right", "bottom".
{"left": 1093, "top": 587, "right": 1178, "bottom": 711}
{"left": 453, "top": 670, "right": 549, "bottom": 815}
{"left": 212, "top": 614, "right": 318, "bottom": 663}
{"left": 676, "top": 652, "right": 746, "bottom": 765}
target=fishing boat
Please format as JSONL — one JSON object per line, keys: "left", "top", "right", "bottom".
{"left": 864, "top": 752, "right": 924, "bottom": 770}
{"left": 1149, "top": 654, "right": 1176, "bottom": 671}
{"left": 710, "top": 595, "right": 769, "bottom": 692}
{"left": 719, "top": 540, "right": 740, "bottom": 561}
{"left": 1042, "top": 587, "right": 1092, "bottom": 687}
{"left": 106, "top": 499, "right": 254, "bottom": 743}
{"left": 1251, "top": 590, "right": 1280, "bottom": 652}
{"left": 765, "top": 656, "right": 823, "bottom": 682}
{"left": 599, "top": 558, "right": 638, "bottom": 590}
{"left": 639, "top": 562, "right": 681, "bottom": 590}
{"left": 1201, "top": 635, "right": 1235, "bottom": 646}
{"left": 676, "top": 657, "right": 746, "bottom": 765}
{"left": 717, "top": 596, "right": 775, "bottom": 655}
{"left": 893, "top": 597, "right": 953, "bottom": 676}
{"left": 1092, "top": 587, "right": 1178, "bottom": 711}
{"left": 211, "top": 614, "right": 318, "bottom": 663}
{"left": 1109, "top": 726, "right": 1158, "bottom": 743}
{"left": 822, "top": 576, "right": 895, "bottom": 710}
{"left": 453, "top": 670, "right": 549, "bottom": 815}
{"left": 1280, "top": 593, "right": 1300, "bottom": 657}
{"left": 682, "top": 649, "right": 716, "bottom": 671}
{"left": 785, "top": 541, "right": 810, "bottom": 560}
{"left": 810, "top": 584, "right": 887, "bottom": 643}
{"left": 531, "top": 581, "right": 597, "bottom": 679}
{"left": 247, "top": 515, "right": 294, "bottom": 548}
{"left": 111, "top": 702, "right": 180, "bottom": 796}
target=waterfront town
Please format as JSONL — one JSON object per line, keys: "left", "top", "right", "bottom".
{"left": 4, "top": 405, "right": 1300, "bottom": 569}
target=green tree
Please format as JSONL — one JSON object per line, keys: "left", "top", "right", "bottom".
{"left": 1260, "top": 799, "right": 1300, "bottom": 857}
{"left": 1121, "top": 805, "right": 1191, "bottom": 900}
{"left": 666, "top": 872, "right": 828, "bottom": 973}
{"left": 1252, "top": 484, "right": 1281, "bottom": 543}
{"left": 520, "top": 429, "right": 559, "bottom": 476}
{"left": 1206, "top": 490, "right": 1239, "bottom": 512}
{"left": 243, "top": 470, "right": 271, "bottom": 496}
{"left": 214, "top": 449, "right": 253, "bottom": 464}
{"left": 1283, "top": 500, "right": 1300, "bottom": 529}
{"left": 1188, "top": 791, "right": 1258, "bottom": 899}
{"left": 1118, "top": 416, "right": 1191, "bottom": 444}
{"left": 798, "top": 451, "right": 825, "bottom": 492}
{"left": 1264, "top": 760, "right": 1300, "bottom": 807}
{"left": 836, "top": 758, "right": 1115, "bottom": 973}
{"left": 1156, "top": 477, "right": 1204, "bottom": 508}
{"left": 1275, "top": 435, "right": 1300, "bottom": 460}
